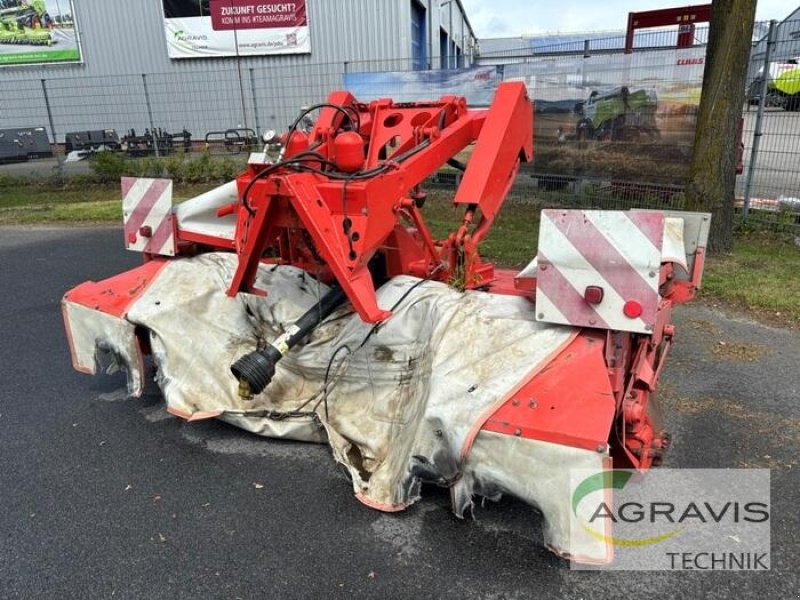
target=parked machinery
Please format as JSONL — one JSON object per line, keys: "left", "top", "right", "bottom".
{"left": 0, "top": 126, "right": 51, "bottom": 162}
{"left": 122, "top": 128, "right": 192, "bottom": 157}
{"left": 748, "top": 56, "right": 800, "bottom": 111}
{"left": 204, "top": 128, "right": 259, "bottom": 154}
{"left": 62, "top": 83, "right": 709, "bottom": 563}
{"left": 64, "top": 129, "right": 121, "bottom": 153}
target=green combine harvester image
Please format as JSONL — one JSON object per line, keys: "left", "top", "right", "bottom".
{"left": 0, "top": 0, "right": 54, "bottom": 46}
{"left": 574, "top": 86, "right": 659, "bottom": 142}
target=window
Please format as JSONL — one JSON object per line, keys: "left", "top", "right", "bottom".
{"left": 440, "top": 28, "right": 449, "bottom": 69}
{"left": 411, "top": 0, "right": 427, "bottom": 71}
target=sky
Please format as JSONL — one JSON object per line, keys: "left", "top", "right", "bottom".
{"left": 460, "top": 0, "right": 794, "bottom": 38}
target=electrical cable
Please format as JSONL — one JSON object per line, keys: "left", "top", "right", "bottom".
{"left": 318, "top": 265, "right": 444, "bottom": 419}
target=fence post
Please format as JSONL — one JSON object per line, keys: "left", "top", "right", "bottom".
{"left": 141, "top": 73, "right": 160, "bottom": 158}
{"left": 581, "top": 39, "right": 590, "bottom": 87}
{"left": 743, "top": 20, "right": 776, "bottom": 219}
{"left": 40, "top": 78, "right": 63, "bottom": 177}
{"left": 249, "top": 67, "right": 261, "bottom": 139}
{"left": 236, "top": 59, "right": 249, "bottom": 132}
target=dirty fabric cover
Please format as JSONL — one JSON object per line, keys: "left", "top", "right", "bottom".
{"left": 123, "top": 254, "right": 576, "bottom": 511}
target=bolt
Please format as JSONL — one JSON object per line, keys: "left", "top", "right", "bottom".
{"left": 540, "top": 264, "right": 548, "bottom": 271}
{"left": 596, "top": 444, "right": 606, "bottom": 453}
{"left": 514, "top": 428, "right": 522, "bottom": 436}
{"left": 649, "top": 271, "right": 656, "bottom": 278}
{"left": 589, "top": 319, "right": 596, "bottom": 325}
{"left": 528, "top": 399, "right": 537, "bottom": 409}
{"left": 537, "top": 313, "right": 545, "bottom": 319}
{"left": 511, "top": 398, "right": 520, "bottom": 406}
{"left": 434, "top": 429, "right": 443, "bottom": 437}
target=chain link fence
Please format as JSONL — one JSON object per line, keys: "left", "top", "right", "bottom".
{"left": 0, "top": 20, "right": 798, "bottom": 233}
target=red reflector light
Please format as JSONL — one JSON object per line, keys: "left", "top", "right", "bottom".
{"left": 584, "top": 285, "right": 604, "bottom": 304}
{"left": 623, "top": 300, "right": 643, "bottom": 318}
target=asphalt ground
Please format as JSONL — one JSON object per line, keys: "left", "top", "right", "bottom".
{"left": 0, "top": 226, "right": 797, "bottom": 599}
{"left": 737, "top": 107, "right": 800, "bottom": 202}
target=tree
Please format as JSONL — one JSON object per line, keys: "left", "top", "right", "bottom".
{"left": 684, "top": 0, "right": 757, "bottom": 253}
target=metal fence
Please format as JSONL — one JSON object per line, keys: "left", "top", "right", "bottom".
{"left": 1, "top": 20, "right": 798, "bottom": 233}
{"left": 740, "top": 19, "right": 800, "bottom": 232}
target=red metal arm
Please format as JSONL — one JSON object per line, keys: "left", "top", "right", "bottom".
{"left": 223, "top": 82, "right": 533, "bottom": 323}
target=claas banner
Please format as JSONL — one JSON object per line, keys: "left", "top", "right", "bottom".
{"left": 0, "top": 0, "right": 81, "bottom": 66}
{"left": 162, "top": 0, "right": 310, "bottom": 59}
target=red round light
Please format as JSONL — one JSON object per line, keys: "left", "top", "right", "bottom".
{"left": 623, "top": 300, "right": 643, "bottom": 319}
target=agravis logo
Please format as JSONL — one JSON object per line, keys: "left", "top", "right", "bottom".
{"left": 571, "top": 470, "right": 769, "bottom": 547}
{"left": 572, "top": 470, "right": 681, "bottom": 546}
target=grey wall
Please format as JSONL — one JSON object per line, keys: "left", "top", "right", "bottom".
{"left": 0, "top": 0, "right": 475, "bottom": 141}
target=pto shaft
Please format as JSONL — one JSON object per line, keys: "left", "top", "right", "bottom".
{"left": 231, "top": 284, "right": 347, "bottom": 397}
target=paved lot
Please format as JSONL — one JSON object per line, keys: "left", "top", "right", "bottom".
{"left": 738, "top": 107, "right": 800, "bottom": 201}
{"left": 0, "top": 226, "right": 797, "bottom": 599}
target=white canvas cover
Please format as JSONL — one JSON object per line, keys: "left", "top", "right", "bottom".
{"left": 63, "top": 253, "right": 611, "bottom": 561}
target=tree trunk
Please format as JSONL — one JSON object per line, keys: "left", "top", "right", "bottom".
{"left": 684, "top": 0, "right": 757, "bottom": 253}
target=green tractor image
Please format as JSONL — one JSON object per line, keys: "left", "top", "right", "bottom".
{"left": 574, "top": 86, "right": 659, "bottom": 142}
{"left": 748, "top": 57, "right": 800, "bottom": 111}
{"left": 0, "top": 0, "right": 55, "bottom": 46}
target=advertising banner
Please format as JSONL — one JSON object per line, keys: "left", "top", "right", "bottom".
{"left": 343, "top": 67, "right": 502, "bottom": 106}
{"left": 503, "top": 47, "right": 706, "bottom": 186}
{"left": 342, "top": 49, "right": 706, "bottom": 189}
{"left": 162, "top": 0, "right": 311, "bottom": 59}
{"left": 0, "top": 0, "right": 81, "bottom": 66}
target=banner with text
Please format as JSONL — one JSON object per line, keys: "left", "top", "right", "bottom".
{"left": 162, "top": 0, "right": 310, "bottom": 59}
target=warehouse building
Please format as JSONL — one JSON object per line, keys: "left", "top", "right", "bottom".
{"left": 0, "top": 0, "right": 476, "bottom": 143}
{"left": 750, "top": 6, "right": 800, "bottom": 64}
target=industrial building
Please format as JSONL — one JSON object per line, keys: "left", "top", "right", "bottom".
{"left": 750, "top": 6, "right": 800, "bottom": 64}
{"left": 0, "top": 0, "right": 476, "bottom": 142}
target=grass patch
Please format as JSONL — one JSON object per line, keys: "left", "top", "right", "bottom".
{"left": 2, "top": 177, "right": 799, "bottom": 327}
{"left": 0, "top": 183, "right": 216, "bottom": 225}
{"left": 422, "top": 190, "right": 541, "bottom": 268}
{"left": 702, "top": 233, "right": 800, "bottom": 326}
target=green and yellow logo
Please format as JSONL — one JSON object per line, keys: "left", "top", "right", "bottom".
{"left": 572, "top": 470, "right": 681, "bottom": 547}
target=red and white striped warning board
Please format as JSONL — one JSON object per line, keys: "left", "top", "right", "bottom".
{"left": 122, "top": 177, "right": 176, "bottom": 256}
{"left": 536, "top": 210, "right": 664, "bottom": 334}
